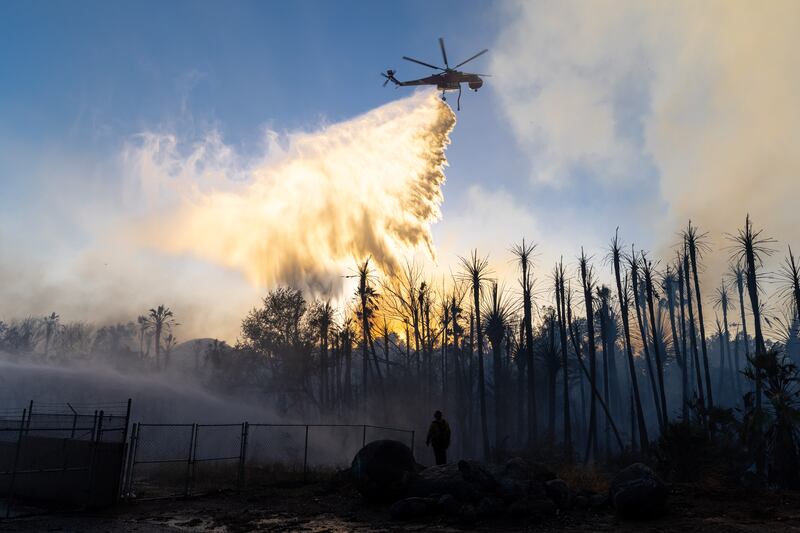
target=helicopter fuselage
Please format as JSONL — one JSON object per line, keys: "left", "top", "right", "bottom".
{"left": 396, "top": 70, "right": 483, "bottom": 91}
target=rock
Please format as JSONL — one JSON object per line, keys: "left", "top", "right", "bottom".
{"left": 457, "top": 504, "right": 478, "bottom": 524}
{"left": 389, "top": 497, "right": 436, "bottom": 521}
{"left": 408, "top": 462, "right": 480, "bottom": 502}
{"left": 529, "top": 498, "right": 558, "bottom": 517}
{"left": 545, "top": 478, "right": 570, "bottom": 510}
{"left": 610, "top": 463, "right": 669, "bottom": 519}
{"left": 351, "top": 439, "right": 416, "bottom": 503}
{"left": 458, "top": 460, "right": 497, "bottom": 491}
{"left": 572, "top": 494, "right": 589, "bottom": 510}
{"left": 437, "top": 494, "right": 461, "bottom": 516}
{"left": 502, "top": 457, "right": 557, "bottom": 483}
{"left": 590, "top": 493, "right": 609, "bottom": 510}
{"left": 477, "top": 496, "right": 504, "bottom": 518}
{"left": 508, "top": 497, "right": 558, "bottom": 519}
{"left": 528, "top": 480, "right": 548, "bottom": 499}
{"left": 503, "top": 457, "right": 532, "bottom": 480}
{"left": 497, "top": 476, "right": 527, "bottom": 502}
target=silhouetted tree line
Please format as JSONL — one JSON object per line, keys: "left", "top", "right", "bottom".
{"left": 2, "top": 215, "right": 800, "bottom": 486}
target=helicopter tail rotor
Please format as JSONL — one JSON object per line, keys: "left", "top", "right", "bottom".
{"left": 381, "top": 69, "right": 399, "bottom": 87}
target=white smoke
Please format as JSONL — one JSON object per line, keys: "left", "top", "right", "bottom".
{"left": 126, "top": 91, "right": 456, "bottom": 291}
{"left": 0, "top": 92, "right": 456, "bottom": 340}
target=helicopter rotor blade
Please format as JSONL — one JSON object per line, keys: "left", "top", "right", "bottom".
{"left": 402, "top": 56, "right": 444, "bottom": 70}
{"left": 454, "top": 49, "right": 489, "bottom": 69}
{"left": 439, "top": 37, "right": 449, "bottom": 69}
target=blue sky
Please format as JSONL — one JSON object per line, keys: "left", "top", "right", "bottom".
{"left": 0, "top": 1, "right": 533, "bottom": 256}
{"left": 1, "top": 1, "right": 797, "bottom": 338}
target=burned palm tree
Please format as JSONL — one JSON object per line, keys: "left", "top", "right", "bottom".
{"left": 681, "top": 246, "right": 706, "bottom": 417}
{"left": 629, "top": 247, "right": 663, "bottom": 432}
{"left": 663, "top": 265, "right": 688, "bottom": 419}
{"left": 684, "top": 222, "right": 714, "bottom": 408}
{"left": 713, "top": 282, "right": 734, "bottom": 400}
{"left": 578, "top": 248, "right": 600, "bottom": 461}
{"left": 511, "top": 239, "right": 538, "bottom": 445}
{"left": 43, "top": 312, "right": 59, "bottom": 357}
{"left": 778, "top": 246, "right": 800, "bottom": 322}
{"left": 147, "top": 305, "right": 176, "bottom": 369}
{"left": 459, "top": 250, "right": 492, "bottom": 460}
{"left": 484, "top": 281, "right": 513, "bottom": 450}
{"left": 354, "top": 258, "right": 382, "bottom": 407}
{"left": 136, "top": 315, "right": 150, "bottom": 359}
{"left": 641, "top": 253, "right": 668, "bottom": 426}
{"left": 608, "top": 230, "right": 648, "bottom": 451}
{"left": 310, "top": 300, "right": 334, "bottom": 408}
{"left": 553, "top": 259, "right": 573, "bottom": 458}
{"left": 730, "top": 261, "right": 749, "bottom": 395}
{"left": 729, "top": 215, "right": 775, "bottom": 413}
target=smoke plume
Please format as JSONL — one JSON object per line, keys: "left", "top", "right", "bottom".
{"left": 0, "top": 92, "right": 455, "bottom": 339}
{"left": 491, "top": 0, "right": 800, "bottom": 279}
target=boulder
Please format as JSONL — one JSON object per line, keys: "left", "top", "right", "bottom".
{"left": 457, "top": 504, "right": 478, "bottom": 524}
{"left": 351, "top": 439, "right": 416, "bottom": 503}
{"left": 502, "top": 457, "right": 557, "bottom": 482}
{"left": 408, "top": 462, "right": 480, "bottom": 502}
{"left": 497, "top": 476, "right": 527, "bottom": 502}
{"left": 437, "top": 494, "right": 462, "bottom": 516}
{"left": 545, "top": 478, "right": 570, "bottom": 510}
{"left": 458, "top": 460, "right": 498, "bottom": 490}
{"left": 477, "top": 496, "right": 505, "bottom": 518}
{"left": 508, "top": 497, "right": 558, "bottom": 519}
{"left": 389, "top": 497, "right": 436, "bottom": 521}
{"left": 610, "top": 463, "right": 669, "bottom": 519}
{"left": 589, "top": 493, "right": 609, "bottom": 510}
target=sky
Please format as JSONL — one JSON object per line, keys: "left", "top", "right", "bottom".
{"left": 1, "top": 1, "right": 798, "bottom": 341}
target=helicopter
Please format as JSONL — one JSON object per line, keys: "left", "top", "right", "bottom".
{"left": 382, "top": 38, "right": 489, "bottom": 110}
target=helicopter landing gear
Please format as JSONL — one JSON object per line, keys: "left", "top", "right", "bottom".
{"left": 441, "top": 90, "right": 446, "bottom": 102}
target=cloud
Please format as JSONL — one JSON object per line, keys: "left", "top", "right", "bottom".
{"left": 491, "top": 0, "right": 800, "bottom": 281}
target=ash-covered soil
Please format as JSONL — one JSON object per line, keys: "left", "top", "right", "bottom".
{"left": 4, "top": 481, "right": 800, "bottom": 532}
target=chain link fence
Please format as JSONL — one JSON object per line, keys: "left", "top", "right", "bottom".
{"left": 124, "top": 422, "right": 415, "bottom": 500}
{"left": 0, "top": 400, "right": 131, "bottom": 518}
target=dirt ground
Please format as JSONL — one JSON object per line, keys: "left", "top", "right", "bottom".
{"left": 4, "top": 481, "right": 800, "bottom": 532}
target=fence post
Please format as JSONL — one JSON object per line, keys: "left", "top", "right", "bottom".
{"left": 90, "top": 410, "right": 98, "bottom": 441}
{"left": 123, "top": 423, "right": 139, "bottom": 499}
{"left": 410, "top": 430, "right": 415, "bottom": 458}
{"left": 25, "top": 400, "right": 33, "bottom": 434}
{"left": 116, "top": 398, "right": 133, "bottom": 503}
{"left": 86, "top": 409, "right": 104, "bottom": 506}
{"left": 238, "top": 422, "right": 249, "bottom": 490}
{"left": 67, "top": 402, "right": 78, "bottom": 439}
{"left": 185, "top": 423, "right": 198, "bottom": 497}
{"left": 362, "top": 425, "right": 366, "bottom": 447}
{"left": 5, "top": 408, "right": 27, "bottom": 518}
{"left": 303, "top": 425, "right": 310, "bottom": 483}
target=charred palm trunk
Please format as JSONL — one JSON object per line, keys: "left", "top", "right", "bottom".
{"left": 579, "top": 251, "right": 599, "bottom": 462}
{"left": 676, "top": 261, "right": 690, "bottom": 420}
{"left": 735, "top": 267, "right": 749, "bottom": 396}
{"left": 683, "top": 249, "right": 706, "bottom": 415}
{"left": 666, "top": 269, "right": 686, "bottom": 420}
{"left": 687, "top": 228, "right": 714, "bottom": 408}
{"left": 611, "top": 233, "right": 648, "bottom": 451}
{"left": 555, "top": 265, "right": 573, "bottom": 459}
{"left": 631, "top": 257, "right": 664, "bottom": 432}
{"left": 472, "top": 285, "right": 490, "bottom": 461}
{"left": 642, "top": 257, "right": 668, "bottom": 426}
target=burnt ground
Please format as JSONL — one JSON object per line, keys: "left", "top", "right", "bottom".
{"left": 4, "top": 481, "right": 800, "bottom": 532}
